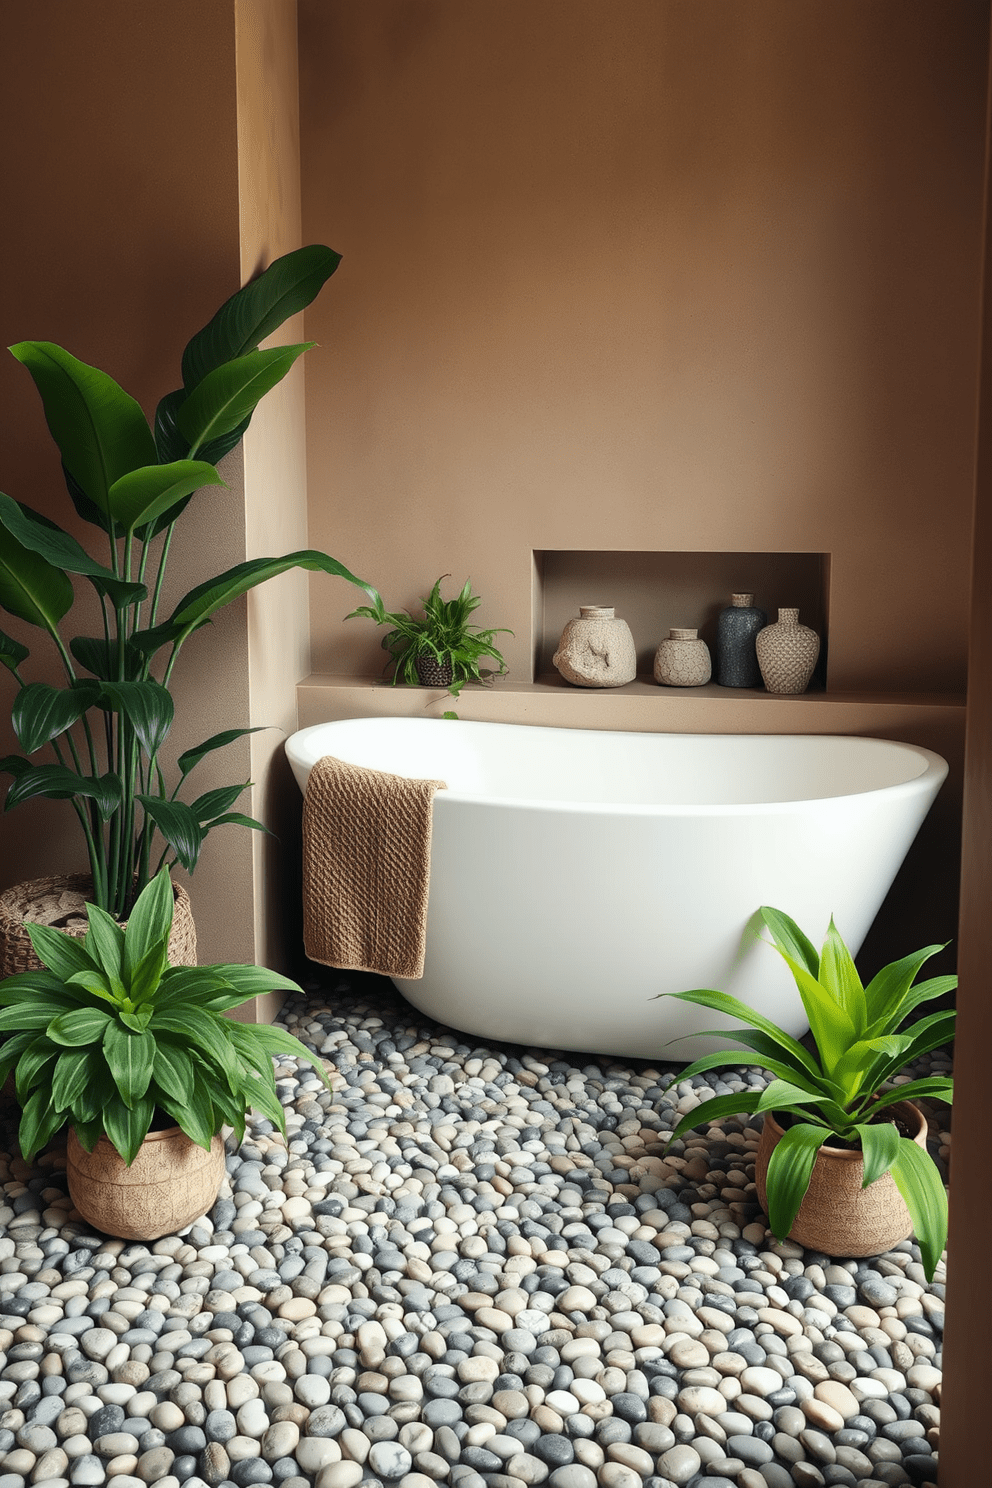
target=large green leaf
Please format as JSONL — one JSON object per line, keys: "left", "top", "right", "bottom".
{"left": 819, "top": 916, "right": 867, "bottom": 1037}
{"left": 51, "top": 1048, "right": 95, "bottom": 1114}
{"left": 98, "top": 681, "right": 174, "bottom": 756}
{"left": 0, "top": 997, "right": 82, "bottom": 1032}
{"left": 82, "top": 904, "right": 126, "bottom": 986}
{"left": 15, "top": 1036, "right": 57, "bottom": 1100}
{"left": 854, "top": 1119, "right": 902, "bottom": 1188}
{"left": 0, "top": 525, "right": 74, "bottom": 630}
{"left": 676, "top": 1029, "right": 831, "bottom": 1091}
{"left": 9, "top": 342, "right": 157, "bottom": 519}
{"left": 102, "top": 1092, "right": 155, "bottom": 1165}
{"left": 889, "top": 1136, "right": 948, "bottom": 1281}
{"left": 20, "top": 919, "right": 96, "bottom": 982}
{"left": 133, "top": 550, "right": 373, "bottom": 652}
{"left": 153, "top": 387, "right": 250, "bottom": 470}
{"left": 154, "top": 1008, "right": 240, "bottom": 1086}
{"left": 152, "top": 1041, "right": 195, "bottom": 1105}
{"left": 665, "top": 986, "right": 824, "bottom": 1082}
{"left": 752, "top": 1079, "right": 848, "bottom": 1130}
{"left": 0, "top": 969, "right": 78, "bottom": 1004}
{"left": 181, "top": 244, "right": 341, "bottom": 388}
{"left": 137, "top": 797, "right": 202, "bottom": 873}
{"left": 103, "top": 1020, "right": 156, "bottom": 1107}
{"left": 756, "top": 906, "right": 820, "bottom": 977}
{"left": 870, "top": 1077, "right": 954, "bottom": 1112}
{"left": 107, "top": 460, "right": 224, "bottom": 532}
{"left": 46, "top": 1005, "right": 113, "bottom": 1046}
{"left": 864, "top": 943, "right": 947, "bottom": 1035}
{"left": 121, "top": 868, "right": 174, "bottom": 981}
{"left": 0, "top": 492, "right": 115, "bottom": 578}
{"left": 12, "top": 681, "right": 99, "bottom": 754}
{"left": 205, "top": 811, "right": 271, "bottom": 835}
{"left": 175, "top": 344, "right": 314, "bottom": 455}
{"left": 223, "top": 1018, "right": 332, "bottom": 1087}
{"left": 155, "top": 1079, "right": 215, "bottom": 1151}
{"left": 190, "top": 782, "right": 249, "bottom": 824}
{"left": 869, "top": 1009, "right": 957, "bottom": 1086}
{"left": 774, "top": 947, "right": 855, "bottom": 1075}
{"left": 70, "top": 634, "right": 145, "bottom": 681}
{"left": 4, "top": 764, "right": 121, "bottom": 820}
{"left": 177, "top": 725, "right": 267, "bottom": 779}
{"left": 763, "top": 1120, "right": 832, "bottom": 1240}
{"left": 670, "top": 1090, "right": 764, "bottom": 1141}
{"left": 17, "top": 1085, "right": 68, "bottom": 1163}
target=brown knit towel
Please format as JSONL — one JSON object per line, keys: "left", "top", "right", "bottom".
{"left": 302, "top": 754, "right": 447, "bottom": 979}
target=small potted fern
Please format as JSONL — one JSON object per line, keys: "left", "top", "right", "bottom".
{"left": 347, "top": 574, "right": 511, "bottom": 696}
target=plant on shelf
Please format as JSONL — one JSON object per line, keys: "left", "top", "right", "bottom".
{"left": 346, "top": 574, "right": 511, "bottom": 696}
{"left": 661, "top": 906, "right": 955, "bottom": 1280}
{"left": 0, "top": 867, "right": 330, "bottom": 1237}
{"left": 0, "top": 244, "right": 373, "bottom": 922}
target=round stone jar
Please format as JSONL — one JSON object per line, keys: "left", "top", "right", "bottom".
{"left": 553, "top": 606, "right": 637, "bottom": 688}
{"left": 653, "top": 627, "right": 712, "bottom": 687}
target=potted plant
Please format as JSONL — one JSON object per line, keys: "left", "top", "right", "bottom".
{"left": 0, "top": 243, "right": 374, "bottom": 962}
{"left": 662, "top": 906, "right": 955, "bottom": 1280}
{"left": 347, "top": 574, "right": 511, "bottom": 695}
{"left": 0, "top": 867, "right": 330, "bottom": 1239}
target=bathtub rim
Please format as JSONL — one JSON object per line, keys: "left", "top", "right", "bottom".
{"left": 284, "top": 716, "right": 948, "bottom": 817}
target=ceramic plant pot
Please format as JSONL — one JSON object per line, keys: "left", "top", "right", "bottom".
{"left": 653, "top": 628, "right": 712, "bottom": 687}
{"left": 755, "top": 1100, "right": 928, "bottom": 1258}
{"left": 553, "top": 606, "right": 637, "bottom": 688}
{"left": 0, "top": 874, "right": 197, "bottom": 978}
{"left": 414, "top": 655, "right": 454, "bottom": 688}
{"left": 756, "top": 607, "right": 820, "bottom": 694}
{"left": 67, "top": 1125, "right": 225, "bottom": 1241}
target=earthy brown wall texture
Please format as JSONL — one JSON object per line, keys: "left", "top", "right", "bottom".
{"left": 299, "top": 0, "right": 987, "bottom": 696}
{"left": 0, "top": 0, "right": 255, "bottom": 965}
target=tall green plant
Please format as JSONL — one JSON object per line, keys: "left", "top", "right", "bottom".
{"left": 662, "top": 907, "right": 955, "bottom": 1280}
{"left": 0, "top": 246, "right": 375, "bottom": 916}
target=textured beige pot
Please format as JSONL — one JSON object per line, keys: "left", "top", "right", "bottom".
{"left": 755, "top": 1100, "right": 928, "bottom": 1257}
{"left": 67, "top": 1126, "right": 225, "bottom": 1241}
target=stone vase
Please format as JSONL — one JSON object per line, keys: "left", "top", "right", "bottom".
{"left": 755, "top": 1101, "right": 928, "bottom": 1258}
{"left": 653, "top": 628, "right": 711, "bottom": 687}
{"left": 755, "top": 607, "right": 820, "bottom": 694}
{"left": 553, "top": 606, "right": 637, "bottom": 688}
{"left": 67, "top": 1125, "right": 225, "bottom": 1241}
{"left": 716, "top": 592, "right": 767, "bottom": 688}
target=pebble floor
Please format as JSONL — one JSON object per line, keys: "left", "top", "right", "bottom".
{"left": 0, "top": 975, "right": 950, "bottom": 1488}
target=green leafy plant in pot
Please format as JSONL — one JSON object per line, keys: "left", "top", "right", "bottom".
{"left": 0, "top": 244, "right": 372, "bottom": 929}
{"left": 662, "top": 907, "right": 955, "bottom": 1280}
{"left": 347, "top": 575, "right": 511, "bottom": 696}
{"left": 0, "top": 867, "right": 331, "bottom": 1239}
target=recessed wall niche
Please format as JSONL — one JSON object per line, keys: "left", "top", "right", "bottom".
{"left": 533, "top": 551, "right": 830, "bottom": 686}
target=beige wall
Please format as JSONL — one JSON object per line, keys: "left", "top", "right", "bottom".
{"left": 299, "top": 0, "right": 987, "bottom": 697}
{"left": 0, "top": 0, "right": 255, "bottom": 966}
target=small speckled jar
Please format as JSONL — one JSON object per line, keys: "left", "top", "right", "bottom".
{"left": 653, "top": 627, "right": 712, "bottom": 687}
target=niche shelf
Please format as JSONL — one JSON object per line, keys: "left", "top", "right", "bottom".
{"left": 532, "top": 548, "right": 830, "bottom": 686}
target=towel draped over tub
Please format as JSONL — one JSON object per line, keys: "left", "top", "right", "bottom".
{"left": 302, "top": 753, "right": 447, "bottom": 979}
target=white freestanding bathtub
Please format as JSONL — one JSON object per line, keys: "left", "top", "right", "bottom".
{"left": 286, "top": 718, "right": 947, "bottom": 1059}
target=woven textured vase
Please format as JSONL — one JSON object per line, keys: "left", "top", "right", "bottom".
{"left": 756, "top": 607, "right": 820, "bottom": 694}
{"left": 0, "top": 874, "right": 197, "bottom": 977}
{"left": 414, "top": 655, "right": 454, "bottom": 688}
{"left": 755, "top": 1101, "right": 928, "bottom": 1258}
{"left": 553, "top": 606, "right": 637, "bottom": 688}
{"left": 653, "top": 628, "right": 712, "bottom": 687}
{"left": 67, "top": 1126, "right": 225, "bottom": 1241}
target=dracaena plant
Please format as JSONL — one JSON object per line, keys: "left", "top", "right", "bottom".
{"left": 0, "top": 244, "right": 373, "bottom": 918}
{"left": 0, "top": 866, "right": 330, "bottom": 1165}
{"left": 347, "top": 574, "right": 511, "bottom": 697}
{"left": 664, "top": 907, "right": 955, "bottom": 1280}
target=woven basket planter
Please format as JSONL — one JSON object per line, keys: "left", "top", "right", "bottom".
{"left": 0, "top": 873, "right": 197, "bottom": 977}
{"left": 755, "top": 1100, "right": 928, "bottom": 1258}
{"left": 414, "top": 655, "right": 454, "bottom": 688}
{"left": 67, "top": 1125, "right": 224, "bottom": 1241}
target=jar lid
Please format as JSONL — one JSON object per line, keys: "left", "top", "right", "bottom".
{"left": 579, "top": 605, "right": 615, "bottom": 619}
{"left": 731, "top": 592, "right": 754, "bottom": 606}
{"left": 670, "top": 627, "right": 698, "bottom": 640}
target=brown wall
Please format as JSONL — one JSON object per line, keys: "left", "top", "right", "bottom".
{"left": 299, "top": 0, "right": 987, "bottom": 697}
{"left": 0, "top": 0, "right": 256, "bottom": 965}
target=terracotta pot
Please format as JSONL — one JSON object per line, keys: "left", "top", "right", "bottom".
{"left": 66, "top": 1125, "right": 225, "bottom": 1241}
{"left": 0, "top": 873, "right": 197, "bottom": 977}
{"left": 755, "top": 1100, "right": 928, "bottom": 1258}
